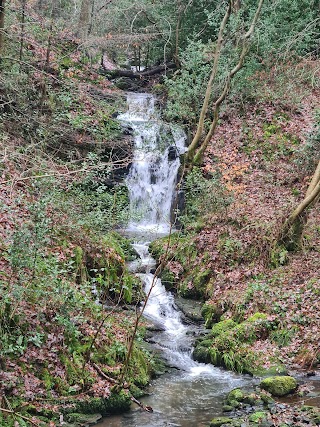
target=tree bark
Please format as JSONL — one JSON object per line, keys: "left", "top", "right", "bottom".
{"left": 78, "top": 0, "right": 91, "bottom": 40}
{"left": 278, "top": 159, "right": 320, "bottom": 250}
{"left": 0, "top": 0, "right": 6, "bottom": 54}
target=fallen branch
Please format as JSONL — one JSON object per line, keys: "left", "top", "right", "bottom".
{"left": 0, "top": 407, "right": 40, "bottom": 426}
{"left": 102, "top": 62, "right": 176, "bottom": 79}
{"left": 92, "top": 362, "right": 118, "bottom": 384}
{"left": 130, "top": 396, "right": 153, "bottom": 413}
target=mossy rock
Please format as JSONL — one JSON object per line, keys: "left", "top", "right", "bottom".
{"left": 259, "top": 376, "right": 297, "bottom": 397}
{"left": 160, "top": 267, "right": 176, "bottom": 291}
{"left": 62, "top": 391, "right": 131, "bottom": 416}
{"left": 252, "top": 364, "right": 288, "bottom": 377}
{"left": 259, "top": 392, "right": 275, "bottom": 405}
{"left": 209, "top": 416, "right": 233, "bottom": 426}
{"left": 149, "top": 236, "right": 169, "bottom": 260}
{"left": 192, "top": 345, "right": 211, "bottom": 364}
{"left": 211, "top": 319, "right": 237, "bottom": 337}
{"left": 249, "top": 411, "right": 267, "bottom": 423}
{"left": 65, "top": 413, "right": 102, "bottom": 425}
{"left": 243, "top": 393, "right": 259, "bottom": 406}
{"left": 226, "top": 388, "right": 245, "bottom": 404}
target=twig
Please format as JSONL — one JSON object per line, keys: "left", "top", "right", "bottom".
{"left": 0, "top": 407, "right": 40, "bottom": 426}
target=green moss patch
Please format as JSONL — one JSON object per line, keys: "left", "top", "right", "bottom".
{"left": 260, "top": 376, "right": 297, "bottom": 397}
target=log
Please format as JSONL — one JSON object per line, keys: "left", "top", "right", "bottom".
{"left": 102, "top": 62, "right": 177, "bottom": 79}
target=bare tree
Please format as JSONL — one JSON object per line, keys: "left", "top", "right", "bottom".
{"left": 186, "top": 0, "right": 264, "bottom": 166}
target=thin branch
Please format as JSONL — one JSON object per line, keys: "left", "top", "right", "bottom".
{"left": 0, "top": 408, "right": 40, "bottom": 426}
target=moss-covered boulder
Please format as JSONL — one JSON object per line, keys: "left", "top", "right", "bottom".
{"left": 62, "top": 391, "right": 131, "bottom": 416}
{"left": 192, "top": 345, "right": 211, "bottom": 363}
{"left": 259, "top": 376, "right": 297, "bottom": 397}
{"left": 64, "top": 413, "right": 102, "bottom": 426}
{"left": 249, "top": 411, "right": 267, "bottom": 423}
{"left": 226, "top": 388, "right": 245, "bottom": 404}
{"left": 209, "top": 416, "right": 233, "bottom": 426}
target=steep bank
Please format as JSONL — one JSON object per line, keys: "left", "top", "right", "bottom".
{"left": 150, "top": 74, "right": 320, "bottom": 376}
{"left": 0, "top": 43, "right": 162, "bottom": 427}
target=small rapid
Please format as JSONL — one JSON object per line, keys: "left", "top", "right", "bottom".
{"left": 101, "top": 93, "right": 254, "bottom": 427}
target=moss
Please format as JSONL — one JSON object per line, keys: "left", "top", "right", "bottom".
{"left": 247, "top": 312, "right": 267, "bottom": 322}
{"left": 103, "top": 232, "right": 138, "bottom": 262}
{"left": 42, "top": 368, "right": 55, "bottom": 391}
{"left": 65, "top": 413, "right": 102, "bottom": 424}
{"left": 64, "top": 391, "right": 131, "bottom": 416}
{"left": 259, "top": 392, "right": 275, "bottom": 405}
{"left": 128, "top": 346, "right": 153, "bottom": 387}
{"left": 227, "top": 388, "right": 245, "bottom": 404}
{"left": 222, "top": 405, "right": 234, "bottom": 412}
{"left": 249, "top": 411, "right": 267, "bottom": 423}
{"left": 192, "top": 345, "right": 211, "bottom": 363}
{"left": 201, "top": 302, "right": 222, "bottom": 328}
{"left": 209, "top": 417, "right": 233, "bottom": 426}
{"left": 252, "top": 364, "right": 288, "bottom": 377}
{"left": 243, "top": 393, "right": 259, "bottom": 405}
{"left": 260, "top": 376, "right": 297, "bottom": 397}
{"left": 160, "top": 268, "right": 176, "bottom": 291}
{"left": 212, "top": 319, "right": 237, "bottom": 337}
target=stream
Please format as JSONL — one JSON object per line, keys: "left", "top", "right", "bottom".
{"left": 100, "top": 93, "right": 254, "bottom": 426}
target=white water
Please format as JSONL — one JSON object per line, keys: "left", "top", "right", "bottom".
{"left": 105, "top": 93, "right": 254, "bottom": 427}
{"left": 118, "top": 93, "right": 186, "bottom": 235}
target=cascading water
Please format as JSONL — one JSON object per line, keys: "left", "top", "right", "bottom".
{"left": 102, "top": 93, "right": 254, "bottom": 427}
{"left": 119, "top": 92, "right": 186, "bottom": 234}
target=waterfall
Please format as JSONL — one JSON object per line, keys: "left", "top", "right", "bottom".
{"left": 118, "top": 93, "right": 186, "bottom": 235}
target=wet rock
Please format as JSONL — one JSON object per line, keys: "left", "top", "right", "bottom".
{"left": 260, "top": 376, "right": 298, "bottom": 397}
{"left": 227, "top": 389, "right": 245, "bottom": 403}
{"left": 168, "top": 146, "right": 178, "bottom": 161}
{"left": 175, "top": 296, "right": 204, "bottom": 322}
{"left": 209, "top": 417, "right": 233, "bottom": 426}
{"left": 192, "top": 345, "right": 211, "bottom": 364}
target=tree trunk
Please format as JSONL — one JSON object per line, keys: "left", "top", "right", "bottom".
{"left": 186, "top": 0, "right": 264, "bottom": 166}
{"left": 278, "top": 160, "right": 320, "bottom": 250}
{"left": 102, "top": 62, "right": 176, "bottom": 79}
{"left": 19, "top": 0, "right": 26, "bottom": 63}
{"left": 0, "top": 0, "right": 6, "bottom": 54}
{"left": 78, "top": 0, "right": 91, "bottom": 40}
{"left": 186, "top": 1, "right": 232, "bottom": 163}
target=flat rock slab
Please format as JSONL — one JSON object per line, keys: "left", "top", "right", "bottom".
{"left": 175, "top": 296, "right": 204, "bottom": 322}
